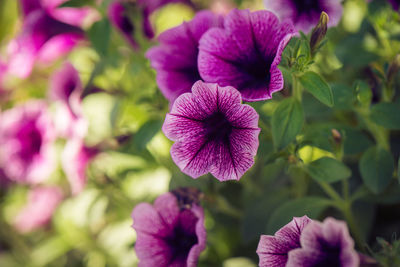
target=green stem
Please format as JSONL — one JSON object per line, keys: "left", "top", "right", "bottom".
{"left": 316, "top": 180, "right": 342, "bottom": 202}
{"left": 341, "top": 202, "right": 365, "bottom": 252}
{"left": 357, "top": 108, "right": 390, "bottom": 151}
{"left": 292, "top": 74, "right": 303, "bottom": 101}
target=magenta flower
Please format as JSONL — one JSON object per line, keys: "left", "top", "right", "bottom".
{"left": 49, "top": 62, "right": 88, "bottom": 138}
{"left": 14, "top": 186, "right": 63, "bottom": 233}
{"left": 257, "top": 216, "right": 312, "bottom": 267}
{"left": 131, "top": 189, "right": 206, "bottom": 267}
{"left": 389, "top": 0, "right": 400, "bottom": 10}
{"left": 108, "top": 1, "right": 138, "bottom": 49}
{"left": 198, "top": 9, "right": 296, "bottom": 102}
{"left": 137, "top": 0, "right": 194, "bottom": 39}
{"left": 7, "top": 0, "right": 95, "bottom": 78}
{"left": 0, "top": 101, "right": 56, "bottom": 184}
{"left": 286, "top": 217, "right": 359, "bottom": 267}
{"left": 146, "top": 11, "right": 224, "bottom": 102}
{"left": 162, "top": 81, "right": 260, "bottom": 181}
{"left": 264, "top": 0, "right": 343, "bottom": 33}
{"left": 62, "top": 138, "right": 98, "bottom": 195}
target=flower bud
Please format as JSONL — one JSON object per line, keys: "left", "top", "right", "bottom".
{"left": 310, "top": 12, "right": 329, "bottom": 55}
{"left": 331, "top": 129, "right": 342, "bottom": 144}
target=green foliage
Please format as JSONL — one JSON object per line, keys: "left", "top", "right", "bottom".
{"left": 87, "top": 18, "right": 111, "bottom": 56}
{"left": 305, "top": 157, "right": 352, "bottom": 183}
{"left": 299, "top": 71, "right": 334, "bottom": 107}
{"left": 271, "top": 97, "right": 304, "bottom": 150}
{"left": 359, "top": 146, "right": 395, "bottom": 194}
{"left": 370, "top": 103, "right": 400, "bottom": 129}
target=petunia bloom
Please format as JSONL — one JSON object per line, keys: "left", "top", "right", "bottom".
{"left": 146, "top": 11, "right": 224, "bottom": 102}
{"left": 108, "top": 1, "right": 139, "bottom": 49}
{"left": 49, "top": 62, "right": 88, "bottom": 138}
{"left": 61, "top": 138, "right": 98, "bottom": 195}
{"left": 389, "top": 0, "right": 400, "bottom": 10}
{"left": 257, "top": 216, "right": 312, "bottom": 267}
{"left": 0, "top": 101, "right": 55, "bottom": 184}
{"left": 131, "top": 189, "right": 206, "bottom": 267}
{"left": 7, "top": 0, "right": 95, "bottom": 78}
{"left": 162, "top": 81, "right": 260, "bottom": 181}
{"left": 198, "top": 9, "right": 296, "bottom": 102}
{"left": 137, "top": 0, "right": 194, "bottom": 39}
{"left": 264, "top": 0, "right": 343, "bottom": 33}
{"left": 286, "top": 217, "right": 359, "bottom": 267}
{"left": 14, "top": 186, "right": 63, "bottom": 233}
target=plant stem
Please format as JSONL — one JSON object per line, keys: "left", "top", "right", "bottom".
{"left": 341, "top": 202, "right": 365, "bottom": 252}
{"left": 292, "top": 74, "right": 303, "bottom": 101}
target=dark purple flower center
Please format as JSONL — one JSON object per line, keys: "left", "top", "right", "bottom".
{"left": 119, "top": 16, "right": 134, "bottom": 34}
{"left": 293, "top": 0, "right": 322, "bottom": 14}
{"left": 203, "top": 112, "right": 232, "bottom": 141}
{"left": 312, "top": 238, "right": 342, "bottom": 267}
{"left": 16, "top": 120, "right": 43, "bottom": 162}
{"left": 64, "top": 79, "right": 77, "bottom": 99}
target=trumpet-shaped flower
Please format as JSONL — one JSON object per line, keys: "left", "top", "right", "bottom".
{"left": 146, "top": 11, "right": 223, "bottom": 102}
{"left": 264, "top": 0, "right": 343, "bottom": 33}
{"left": 257, "top": 216, "right": 312, "bottom": 267}
{"left": 132, "top": 190, "right": 206, "bottom": 267}
{"left": 162, "top": 81, "right": 260, "bottom": 181}
{"left": 198, "top": 9, "right": 296, "bottom": 101}
{"left": 108, "top": 1, "right": 138, "bottom": 49}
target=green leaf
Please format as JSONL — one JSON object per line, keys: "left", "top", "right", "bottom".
{"left": 87, "top": 18, "right": 111, "bottom": 56}
{"left": 370, "top": 103, "right": 400, "bottom": 130}
{"left": 271, "top": 97, "right": 304, "bottom": 150}
{"left": 60, "top": 0, "right": 94, "bottom": 7}
{"left": 299, "top": 71, "right": 334, "bottom": 107}
{"left": 359, "top": 146, "right": 394, "bottom": 194}
{"left": 134, "top": 120, "right": 163, "bottom": 150}
{"left": 305, "top": 157, "right": 352, "bottom": 183}
{"left": 267, "top": 197, "right": 331, "bottom": 234}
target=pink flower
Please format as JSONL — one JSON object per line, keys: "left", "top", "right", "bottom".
{"left": 0, "top": 101, "right": 56, "bottom": 184}
{"left": 14, "top": 186, "right": 63, "bottom": 233}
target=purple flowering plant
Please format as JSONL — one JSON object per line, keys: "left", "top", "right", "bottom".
{"left": 1, "top": 0, "right": 400, "bottom": 266}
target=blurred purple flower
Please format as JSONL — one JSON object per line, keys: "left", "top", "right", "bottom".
{"left": 14, "top": 186, "right": 63, "bottom": 233}
{"left": 146, "top": 11, "right": 224, "bottom": 102}
{"left": 0, "top": 101, "right": 56, "bottom": 184}
{"left": 198, "top": 9, "right": 296, "bottom": 102}
{"left": 108, "top": 1, "right": 139, "bottom": 49}
{"left": 257, "top": 216, "right": 312, "bottom": 267}
{"left": 62, "top": 138, "right": 98, "bottom": 195}
{"left": 137, "top": 0, "right": 194, "bottom": 39}
{"left": 49, "top": 62, "right": 88, "bottom": 138}
{"left": 7, "top": 0, "right": 96, "bottom": 78}
{"left": 389, "top": 0, "right": 400, "bottom": 10}
{"left": 286, "top": 217, "right": 359, "bottom": 267}
{"left": 0, "top": 169, "right": 11, "bottom": 188}
{"left": 162, "top": 81, "right": 260, "bottom": 181}
{"left": 131, "top": 190, "right": 206, "bottom": 267}
{"left": 264, "top": 0, "right": 343, "bottom": 33}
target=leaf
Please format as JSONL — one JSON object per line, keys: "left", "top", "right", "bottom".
{"left": 134, "top": 119, "right": 163, "bottom": 150}
{"left": 60, "top": 0, "right": 94, "bottom": 7}
{"left": 87, "top": 18, "right": 111, "bottom": 56}
{"left": 299, "top": 71, "right": 334, "bottom": 107}
{"left": 271, "top": 97, "right": 304, "bottom": 150}
{"left": 267, "top": 197, "right": 331, "bottom": 234}
{"left": 359, "top": 146, "right": 394, "bottom": 194}
{"left": 305, "top": 157, "right": 352, "bottom": 183}
{"left": 370, "top": 103, "right": 400, "bottom": 130}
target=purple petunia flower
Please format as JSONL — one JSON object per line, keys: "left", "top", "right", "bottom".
{"left": 286, "top": 217, "right": 360, "bottom": 267}
{"left": 389, "top": 0, "right": 400, "bottom": 10}
{"left": 264, "top": 0, "right": 343, "bottom": 33}
{"left": 49, "top": 62, "right": 88, "bottom": 138}
{"left": 162, "top": 81, "right": 260, "bottom": 181}
{"left": 146, "top": 11, "right": 224, "bottom": 102}
{"left": 131, "top": 189, "right": 206, "bottom": 267}
{"left": 0, "top": 101, "right": 56, "bottom": 184}
{"left": 257, "top": 216, "right": 312, "bottom": 267}
{"left": 198, "top": 9, "right": 296, "bottom": 102}
{"left": 108, "top": 1, "right": 139, "bottom": 49}
{"left": 6, "top": 0, "right": 96, "bottom": 78}
{"left": 62, "top": 138, "right": 98, "bottom": 195}
{"left": 14, "top": 186, "right": 63, "bottom": 233}
{"left": 137, "top": 0, "right": 194, "bottom": 39}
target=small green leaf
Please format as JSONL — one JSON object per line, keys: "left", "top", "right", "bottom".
{"left": 359, "top": 146, "right": 394, "bottom": 194}
{"left": 60, "top": 0, "right": 94, "bottom": 8}
{"left": 87, "top": 18, "right": 111, "bottom": 56}
{"left": 267, "top": 197, "right": 331, "bottom": 233}
{"left": 271, "top": 97, "right": 304, "bottom": 150}
{"left": 370, "top": 103, "right": 400, "bottom": 130}
{"left": 305, "top": 157, "right": 352, "bottom": 183}
{"left": 299, "top": 71, "right": 334, "bottom": 107}
{"left": 134, "top": 120, "right": 163, "bottom": 150}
